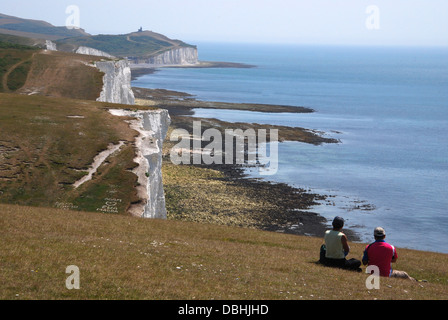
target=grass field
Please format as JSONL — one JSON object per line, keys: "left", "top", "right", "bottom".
{"left": 1, "top": 45, "right": 106, "bottom": 99}
{"left": 0, "top": 13, "right": 89, "bottom": 41}
{"left": 1, "top": 203, "right": 447, "bottom": 300}
{"left": 0, "top": 93, "right": 141, "bottom": 213}
{"left": 56, "top": 31, "right": 196, "bottom": 58}
{"left": 0, "top": 45, "right": 37, "bottom": 92}
{"left": 17, "top": 50, "right": 105, "bottom": 100}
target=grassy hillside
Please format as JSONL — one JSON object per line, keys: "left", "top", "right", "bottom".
{"left": 1, "top": 203, "right": 447, "bottom": 300}
{"left": 0, "top": 13, "right": 195, "bottom": 59}
{"left": 0, "top": 34, "right": 45, "bottom": 48}
{"left": 16, "top": 50, "right": 105, "bottom": 100}
{"left": 1, "top": 44, "right": 106, "bottom": 99}
{"left": 0, "top": 44, "right": 38, "bottom": 92}
{"left": 56, "top": 31, "right": 196, "bottom": 58}
{"left": 0, "top": 93, "right": 146, "bottom": 213}
{"left": 0, "top": 13, "right": 89, "bottom": 40}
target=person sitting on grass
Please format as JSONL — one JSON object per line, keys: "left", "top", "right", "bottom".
{"left": 320, "top": 216, "right": 362, "bottom": 272}
{"left": 362, "top": 227, "right": 415, "bottom": 281}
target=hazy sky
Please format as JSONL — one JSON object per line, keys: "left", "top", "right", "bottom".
{"left": 2, "top": 0, "right": 448, "bottom": 46}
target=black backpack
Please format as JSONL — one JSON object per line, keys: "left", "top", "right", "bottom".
{"left": 319, "top": 244, "right": 327, "bottom": 264}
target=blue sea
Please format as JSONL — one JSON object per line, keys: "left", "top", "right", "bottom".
{"left": 132, "top": 43, "right": 448, "bottom": 254}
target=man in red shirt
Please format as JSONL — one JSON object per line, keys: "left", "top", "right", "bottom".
{"left": 362, "top": 227, "right": 415, "bottom": 280}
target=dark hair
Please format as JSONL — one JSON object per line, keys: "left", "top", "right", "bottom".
{"left": 332, "top": 216, "right": 344, "bottom": 229}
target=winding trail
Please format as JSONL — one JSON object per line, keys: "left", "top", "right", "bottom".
{"left": 1, "top": 53, "right": 36, "bottom": 92}
{"left": 73, "top": 141, "right": 125, "bottom": 189}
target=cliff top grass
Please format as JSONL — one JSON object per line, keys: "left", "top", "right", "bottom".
{"left": 56, "top": 31, "right": 196, "bottom": 58}
{"left": 1, "top": 44, "right": 107, "bottom": 99}
{"left": 16, "top": 50, "right": 106, "bottom": 100}
{"left": 0, "top": 13, "right": 194, "bottom": 60}
{"left": 0, "top": 12, "right": 89, "bottom": 40}
{"left": 0, "top": 34, "right": 46, "bottom": 49}
{"left": 0, "top": 45, "right": 38, "bottom": 93}
{"left": 1, "top": 202, "right": 447, "bottom": 300}
{"left": 0, "top": 93, "right": 143, "bottom": 213}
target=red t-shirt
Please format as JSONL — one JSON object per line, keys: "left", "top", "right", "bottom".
{"left": 363, "top": 240, "right": 397, "bottom": 277}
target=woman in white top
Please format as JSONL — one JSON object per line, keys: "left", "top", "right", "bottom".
{"left": 320, "top": 216, "right": 362, "bottom": 271}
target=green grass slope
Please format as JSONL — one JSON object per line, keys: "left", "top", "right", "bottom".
{"left": 0, "top": 93, "right": 144, "bottom": 213}
{"left": 0, "top": 12, "right": 89, "bottom": 40}
{"left": 0, "top": 34, "right": 46, "bottom": 48}
{"left": 16, "top": 50, "right": 105, "bottom": 100}
{"left": 1, "top": 203, "right": 447, "bottom": 300}
{"left": 1, "top": 43, "right": 106, "bottom": 99}
{"left": 0, "top": 43, "right": 38, "bottom": 92}
{"left": 56, "top": 31, "right": 196, "bottom": 58}
{"left": 0, "top": 13, "right": 195, "bottom": 59}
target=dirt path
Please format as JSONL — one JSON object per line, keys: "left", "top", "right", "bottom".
{"left": 73, "top": 141, "right": 125, "bottom": 189}
{"left": 1, "top": 53, "right": 36, "bottom": 92}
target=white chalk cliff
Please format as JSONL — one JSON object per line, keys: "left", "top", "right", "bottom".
{"left": 76, "top": 46, "right": 116, "bottom": 59}
{"left": 43, "top": 41, "right": 135, "bottom": 105}
{"left": 129, "top": 47, "right": 198, "bottom": 67}
{"left": 109, "top": 108, "right": 171, "bottom": 219}
{"left": 42, "top": 38, "right": 171, "bottom": 219}
{"left": 45, "top": 40, "right": 57, "bottom": 51}
{"left": 95, "top": 59, "right": 135, "bottom": 105}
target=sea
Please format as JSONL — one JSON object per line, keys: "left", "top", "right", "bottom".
{"left": 132, "top": 42, "right": 448, "bottom": 254}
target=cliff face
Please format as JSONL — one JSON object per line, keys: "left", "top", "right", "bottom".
{"left": 76, "top": 46, "right": 116, "bottom": 59}
{"left": 95, "top": 59, "right": 135, "bottom": 105}
{"left": 129, "top": 47, "right": 198, "bottom": 67}
{"left": 41, "top": 41, "right": 134, "bottom": 105}
{"left": 45, "top": 40, "right": 57, "bottom": 51}
{"left": 109, "top": 108, "right": 171, "bottom": 219}
{"left": 140, "top": 109, "right": 171, "bottom": 218}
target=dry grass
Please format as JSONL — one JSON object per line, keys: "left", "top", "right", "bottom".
{"left": 1, "top": 203, "right": 447, "bottom": 300}
{"left": 0, "top": 47, "right": 37, "bottom": 92}
{"left": 16, "top": 50, "right": 104, "bottom": 100}
{"left": 0, "top": 93, "right": 140, "bottom": 212}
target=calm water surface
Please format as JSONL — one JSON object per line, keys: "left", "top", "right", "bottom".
{"left": 133, "top": 43, "right": 448, "bottom": 253}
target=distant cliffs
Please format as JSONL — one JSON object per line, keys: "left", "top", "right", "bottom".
{"left": 46, "top": 28, "right": 199, "bottom": 68}
{"left": 43, "top": 42, "right": 135, "bottom": 105}
{"left": 49, "top": 42, "right": 198, "bottom": 103}
{"left": 76, "top": 46, "right": 116, "bottom": 59}
{"left": 128, "top": 47, "right": 199, "bottom": 67}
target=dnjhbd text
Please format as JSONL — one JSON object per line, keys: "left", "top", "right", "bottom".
{"left": 223, "top": 304, "right": 268, "bottom": 317}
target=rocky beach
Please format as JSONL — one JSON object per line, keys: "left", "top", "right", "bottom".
{"left": 132, "top": 86, "right": 360, "bottom": 241}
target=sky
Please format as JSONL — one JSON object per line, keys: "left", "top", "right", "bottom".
{"left": 1, "top": 0, "right": 448, "bottom": 46}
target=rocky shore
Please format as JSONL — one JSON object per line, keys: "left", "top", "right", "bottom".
{"left": 133, "top": 86, "right": 360, "bottom": 241}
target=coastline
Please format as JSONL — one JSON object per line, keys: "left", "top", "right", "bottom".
{"left": 133, "top": 86, "right": 360, "bottom": 242}
{"left": 130, "top": 60, "right": 255, "bottom": 80}
{"left": 160, "top": 60, "right": 256, "bottom": 69}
